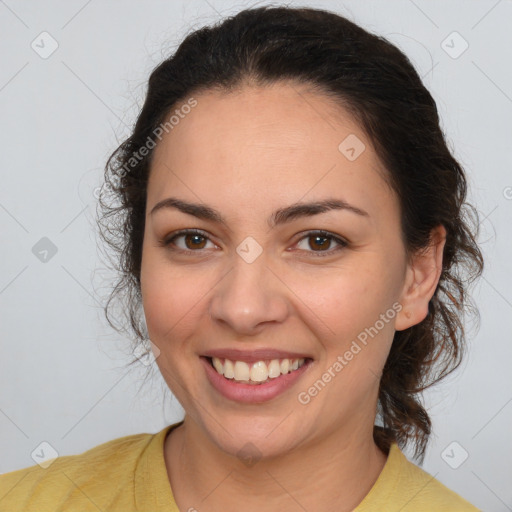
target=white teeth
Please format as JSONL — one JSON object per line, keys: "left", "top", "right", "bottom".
{"left": 250, "top": 361, "right": 269, "bottom": 382}
{"left": 268, "top": 359, "right": 281, "bottom": 379}
{"left": 210, "top": 356, "right": 307, "bottom": 383}
{"left": 212, "top": 357, "right": 224, "bottom": 375}
{"left": 234, "top": 361, "right": 250, "bottom": 381}
{"left": 224, "top": 359, "right": 235, "bottom": 379}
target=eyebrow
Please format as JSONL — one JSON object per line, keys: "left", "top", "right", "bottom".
{"left": 150, "top": 196, "right": 369, "bottom": 228}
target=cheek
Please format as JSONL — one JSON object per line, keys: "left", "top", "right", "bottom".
{"left": 293, "top": 262, "right": 399, "bottom": 366}
{"left": 140, "top": 253, "right": 215, "bottom": 344}
{"left": 300, "top": 267, "right": 391, "bottom": 329}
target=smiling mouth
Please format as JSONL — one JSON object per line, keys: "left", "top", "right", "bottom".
{"left": 205, "top": 356, "right": 311, "bottom": 385}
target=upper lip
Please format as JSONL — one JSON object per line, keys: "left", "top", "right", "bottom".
{"left": 201, "top": 348, "right": 312, "bottom": 364}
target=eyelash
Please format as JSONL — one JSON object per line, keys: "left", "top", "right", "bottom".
{"left": 159, "top": 229, "right": 348, "bottom": 257}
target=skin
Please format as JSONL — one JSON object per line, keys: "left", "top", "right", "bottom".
{"left": 139, "top": 81, "right": 446, "bottom": 512}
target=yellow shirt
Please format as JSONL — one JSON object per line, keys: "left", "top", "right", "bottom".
{"left": 0, "top": 421, "right": 480, "bottom": 511}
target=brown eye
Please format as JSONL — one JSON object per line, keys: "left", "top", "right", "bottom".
{"left": 182, "top": 233, "right": 207, "bottom": 250}
{"left": 295, "top": 231, "right": 347, "bottom": 256}
{"left": 308, "top": 234, "right": 331, "bottom": 251}
{"left": 161, "top": 229, "right": 215, "bottom": 253}
{"left": 161, "top": 229, "right": 347, "bottom": 257}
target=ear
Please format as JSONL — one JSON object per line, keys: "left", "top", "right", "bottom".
{"left": 395, "top": 224, "right": 447, "bottom": 331}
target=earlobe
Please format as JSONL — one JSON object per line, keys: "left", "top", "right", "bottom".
{"left": 395, "top": 225, "right": 447, "bottom": 331}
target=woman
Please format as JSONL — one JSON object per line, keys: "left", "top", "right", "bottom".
{"left": 0, "top": 5, "right": 483, "bottom": 511}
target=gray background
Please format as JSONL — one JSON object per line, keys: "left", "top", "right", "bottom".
{"left": 1, "top": 0, "right": 511, "bottom": 510}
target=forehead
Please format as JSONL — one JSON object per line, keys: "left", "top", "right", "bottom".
{"left": 155, "top": 81, "right": 366, "bottom": 159}
{"left": 147, "top": 82, "right": 396, "bottom": 222}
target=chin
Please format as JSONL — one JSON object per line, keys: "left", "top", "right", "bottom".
{"left": 198, "top": 412, "right": 306, "bottom": 462}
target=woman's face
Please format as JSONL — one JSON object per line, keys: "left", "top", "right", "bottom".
{"left": 140, "top": 82, "right": 415, "bottom": 458}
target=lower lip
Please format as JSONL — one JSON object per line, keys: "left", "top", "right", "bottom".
{"left": 201, "top": 356, "right": 313, "bottom": 404}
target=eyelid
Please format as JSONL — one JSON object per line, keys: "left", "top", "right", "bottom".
{"left": 160, "top": 228, "right": 348, "bottom": 256}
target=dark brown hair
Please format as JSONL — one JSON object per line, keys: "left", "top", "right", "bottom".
{"left": 97, "top": 5, "right": 484, "bottom": 461}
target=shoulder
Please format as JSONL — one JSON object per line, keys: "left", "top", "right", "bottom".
{"left": 0, "top": 430, "right": 156, "bottom": 511}
{"left": 398, "top": 454, "right": 479, "bottom": 510}
{"left": 358, "top": 444, "right": 481, "bottom": 511}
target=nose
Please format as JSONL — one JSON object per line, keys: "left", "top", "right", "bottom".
{"left": 208, "top": 252, "right": 289, "bottom": 336}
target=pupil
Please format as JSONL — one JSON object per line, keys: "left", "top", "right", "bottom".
{"left": 187, "top": 234, "right": 205, "bottom": 249}
{"left": 312, "top": 235, "right": 329, "bottom": 250}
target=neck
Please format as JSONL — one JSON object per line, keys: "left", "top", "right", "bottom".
{"left": 164, "top": 416, "right": 388, "bottom": 512}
